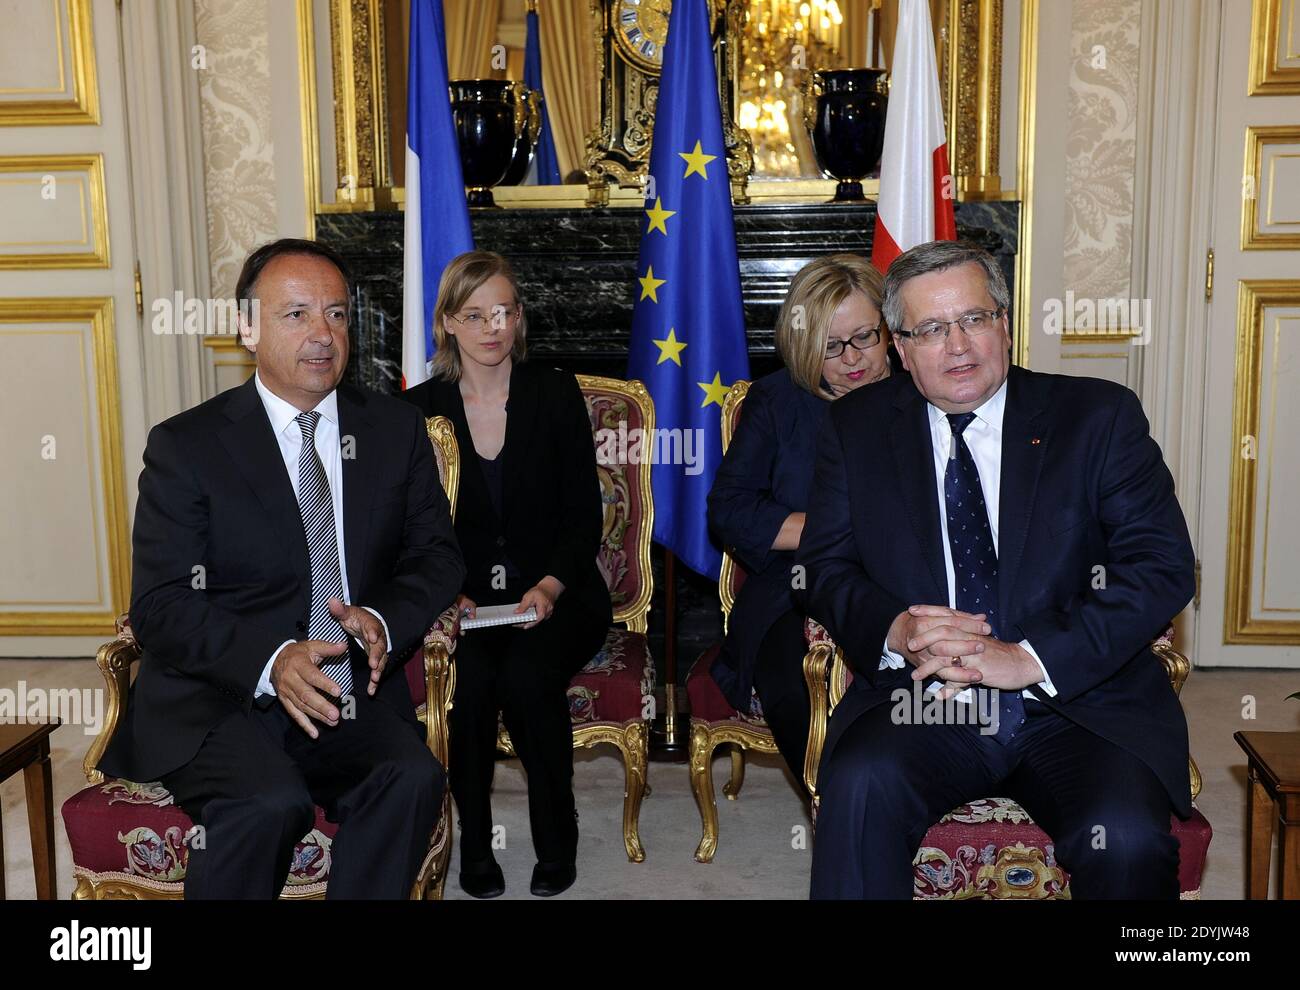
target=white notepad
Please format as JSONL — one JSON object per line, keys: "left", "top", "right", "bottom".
{"left": 460, "top": 603, "right": 538, "bottom": 630}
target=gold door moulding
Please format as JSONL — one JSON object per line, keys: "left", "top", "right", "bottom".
{"left": 0, "top": 0, "right": 99, "bottom": 126}
{"left": 1249, "top": 0, "right": 1300, "bottom": 95}
{"left": 0, "top": 298, "right": 130, "bottom": 636}
{"left": 328, "top": 0, "right": 393, "bottom": 211}
{"left": 1012, "top": 0, "right": 1037, "bottom": 367}
{"left": 944, "top": 0, "right": 1003, "bottom": 199}
{"left": 1242, "top": 126, "right": 1300, "bottom": 249}
{"left": 1060, "top": 325, "right": 1147, "bottom": 345}
{"left": 0, "top": 154, "right": 110, "bottom": 269}
{"left": 1225, "top": 280, "right": 1300, "bottom": 645}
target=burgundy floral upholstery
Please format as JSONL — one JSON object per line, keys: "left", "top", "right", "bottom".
{"left": 62, "top": 780, "right": 341, "bottom": 896}
{"left": 807, "top": 623, "right": 1212, "bottom": 898}
{"left": 568, "top": 627, "right": 655, "bottom": 725}
{"left": 584, "top": 387, "right": 651, "bottom": 619}
{"left": 686, "top": 645, "right": 766, "bottom": 726}
{"left": 912, "top": 798, "right": 1212, "bottom": 899}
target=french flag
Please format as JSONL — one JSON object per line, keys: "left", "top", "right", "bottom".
{"left": 402, "top": 0, "right": 474, "bottom": 389}
{"left": 871, "top": 0, "right": 957, "bottom": 274}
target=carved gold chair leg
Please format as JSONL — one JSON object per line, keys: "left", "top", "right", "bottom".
{"left": 802, "top": 639, "right": 835, "bottom": 799}
{"left": 572, "top": 721, "right": 649, "bottom": 863}
{"left": 723, "top": 745, "right": 746, "bottom": 799}
{"left": 689, "top": 720, "right": 721, "bottom": 863}
{"left": 411, "top": 791, "right": 453, "bottom": 900}
{"left": 619, "top": 721, "right": 648, "bottom": 863}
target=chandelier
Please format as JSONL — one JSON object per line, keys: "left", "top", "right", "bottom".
{"left": 738, "top": 0, "right": 847, "bottom": 177}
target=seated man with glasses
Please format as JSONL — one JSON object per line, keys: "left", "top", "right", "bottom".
{"left": 708, "top": 254, "right": 892, "bottom": 793}
{"left": 798, "top": 239, "right": 1195, "bottom": 899}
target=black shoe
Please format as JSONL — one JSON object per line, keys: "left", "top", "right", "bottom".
{"left": 459, "top": 857, "right": 505, "bottom": 899}
{"left": 529, "top": 861, "right": 576, "bottom": 897}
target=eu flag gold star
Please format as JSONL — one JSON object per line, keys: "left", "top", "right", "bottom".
{"left": 645, "top": 197, "right": 676, "bottom": 235}
{"left": 697, "top": 371, "right": 729, "bottom": 407}
{"left": 679, "top": 140, "right": 717, "bottom": 180}
{"left": 653, "top": 328, "right": 687, "bottom": 366}
{"left": 638, "top": 265, "right": 667, "bottom": 303}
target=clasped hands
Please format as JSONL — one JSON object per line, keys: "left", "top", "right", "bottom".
{"left": 886, "top": 604, "right": 1041, "bottom": 702}
{"left": 271, "top": 598, "right": 387, "bottom": 739}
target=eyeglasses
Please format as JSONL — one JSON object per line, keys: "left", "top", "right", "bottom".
{"left": 448, "top": 303, "right": 520, "bottom": 330}
{"left": 895, "top": 308, "right": 1005, "bottom": 346}
{"left": 824, "top": 327, "right": 883, "bottom": 359}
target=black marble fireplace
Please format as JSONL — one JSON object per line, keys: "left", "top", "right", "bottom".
{"left": 320, "top": 199, "right": 1020, "bottom": 695}
{"left": 320, "top": 200, "right": 1018, "bottom": 393}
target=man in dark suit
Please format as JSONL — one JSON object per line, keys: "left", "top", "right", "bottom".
{"left": 100, "top": 238, "right": 464, "bottom": 899}
{"left": 798, "top": 240, "right": 1195, "bottom": 899}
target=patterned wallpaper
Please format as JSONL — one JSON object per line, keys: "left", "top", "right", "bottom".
{"left": 194, "top": 0, "right": 277, "bottom": 301}
{"left": 1064, "top": 0, "right": 1141, "bottom": 304}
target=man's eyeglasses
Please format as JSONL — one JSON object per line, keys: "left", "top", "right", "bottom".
{"left": 448, "top": 303, "right": 520, "bottom": 330}
{"left": 894, "top": 308, "right": 1004, "bottom": 346}
{"left": 824, "top": 327, "right": 883, "bottom": 359}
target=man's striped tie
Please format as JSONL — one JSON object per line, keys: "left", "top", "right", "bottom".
{"left": 296, "top": 411, "right": 352, "bottom": 698}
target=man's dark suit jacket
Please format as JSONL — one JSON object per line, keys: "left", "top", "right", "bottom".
{"left": 797, "top": 366, "right": 1197, "bottom": 817}
{"left": 100, "top": 377, "right": 465, "bottom": 783}
{"left": 707, "top": 367, "right": 829, "bottom": 710}
{"left": 401, "top": 362, "right": 613, "bottom": 628}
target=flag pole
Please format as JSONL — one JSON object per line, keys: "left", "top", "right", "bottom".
{"left": 651, "top": 548, "right": 688, "bottom": 759}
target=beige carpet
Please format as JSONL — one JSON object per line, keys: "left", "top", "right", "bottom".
{"left": 3, "top": 658, "right": 1297, "bottom": 900}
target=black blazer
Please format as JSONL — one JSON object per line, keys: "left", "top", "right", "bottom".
{"left": 99, "top": 377, "right": 465, "bottom": 783}
{"left": 706, "top": 368, "right": 830, "bottom": 709}
{"left": 797, "top": 366, "right": 1197, "bottom": 816}
{"left": 401, "top": 362, "right": 612, "bottom": 627}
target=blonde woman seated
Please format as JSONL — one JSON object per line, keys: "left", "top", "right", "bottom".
{"left": 707, "top": 254, "right": 891, "bottom": 789}
{"left": 402, "top": 251, "right": 611, "bottom": 898}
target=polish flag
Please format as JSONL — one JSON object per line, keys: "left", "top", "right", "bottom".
{"left": 871, "top": 0, "right": 957, "bottom": 274}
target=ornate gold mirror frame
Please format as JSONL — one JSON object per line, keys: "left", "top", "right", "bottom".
{"left": 309, "top": 0, "right": 1006, "bottom": 211}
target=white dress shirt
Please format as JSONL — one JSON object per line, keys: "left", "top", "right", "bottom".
{"left": 881, "top": 378, "right": 1056, "bottom": 701}
{"left": 252, "top": 373, "right": 390, "bottom": 699}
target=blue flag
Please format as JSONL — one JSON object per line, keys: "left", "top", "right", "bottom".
{"left": 523, "top": 10, "right": 562, "bottom": 185}
{"left": 402, "top": 0, "right": 474, "bottom": 388}
{"left": 626, "top": 0, "right": 750, "bottom": 580}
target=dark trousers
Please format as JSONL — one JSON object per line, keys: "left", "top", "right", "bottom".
{"left": 810, "top": 698, "right": 1180, "bottom": 899}
{"left": 161, "top": 686, "right": 443, "bottom": 899}
{"left": 451, "top": 598, "right": 606, "bottom": 867}
{"left": 752, "top": 609, "right": 812, "bottom": 793}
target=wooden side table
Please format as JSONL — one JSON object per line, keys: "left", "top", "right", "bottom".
{"left": 1235, "top": 730, "right": 1300, "bottom": 899}
{"left": 0, "top": 721, "right": 60, "bottom": 900}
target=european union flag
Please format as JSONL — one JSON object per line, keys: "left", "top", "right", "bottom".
{"left": 626, "top": 0, "right": 749, "bottom": 580}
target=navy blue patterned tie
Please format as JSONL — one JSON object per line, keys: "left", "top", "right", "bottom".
{"left": 944, "top": 412, "right": 1023, "bottom": 744}
{"left": 296, "top": 411, "right": 352, "bottom": 698}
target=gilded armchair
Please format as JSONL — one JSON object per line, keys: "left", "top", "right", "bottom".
{"left": 60, "top": 415, "right": 463, "bottom": 899}
{"left": 801, "top": 623, "right": 1213, "bottom": 898}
